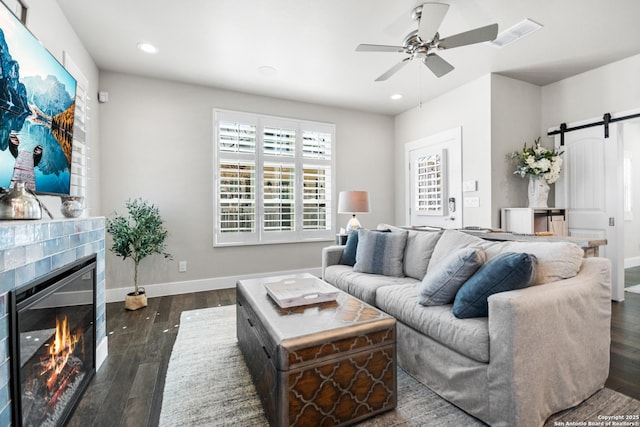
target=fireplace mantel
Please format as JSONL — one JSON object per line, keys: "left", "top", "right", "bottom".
{"left": 0, "top": 217, "right": 107, "bottom": 424}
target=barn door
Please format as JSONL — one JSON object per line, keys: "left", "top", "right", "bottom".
{"left": 554, "top": 124, "right": 623, "bottom": 300}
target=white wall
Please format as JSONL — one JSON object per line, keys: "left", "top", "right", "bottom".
{"left": 541, "top": 54, "right": 640, "bottom": 132}
{"left": 98, "top": 72, "right": 395, "bottom": 291}
{"left": 23, "top": 0, "right": 102, "bottom": 215}
{"left": 394, "top": 75, "right": 493, "bottom": 227}
{"left": 490, "top": 75, "right": 542, "bottom": 226}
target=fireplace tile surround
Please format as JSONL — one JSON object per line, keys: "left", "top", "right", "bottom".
{"left": 0, "top": 217, "right": 107, "bottom": 425}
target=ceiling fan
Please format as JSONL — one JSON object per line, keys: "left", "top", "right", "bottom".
{"left": 356, "top": 2, "right": 498, "bottom": 81}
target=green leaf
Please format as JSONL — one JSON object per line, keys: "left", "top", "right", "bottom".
{"left": 106, "top": 198, "right": 172, "bottom": 292}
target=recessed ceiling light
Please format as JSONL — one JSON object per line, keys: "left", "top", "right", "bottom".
{"left": 491, "top": 19, "right": 542, "bottom": 48}
{"left": 257, "top": 65, "right": 278, "bottom": 77}
{"left": 137, "top": 42, "right": 158, "bottom": 54}
{"left": 390, "top": 94, "right": 403, "bottom": 100}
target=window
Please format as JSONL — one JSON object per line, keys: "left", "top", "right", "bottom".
{"left": 214, "top": 110, "right": 335, "bottom": 246}
{"left": 63, "top": 51, "right": 90, "bottom": 200}
{"left": 415, "top": 149, "right": 446, "bottom": 216}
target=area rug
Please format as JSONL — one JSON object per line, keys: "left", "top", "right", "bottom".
{"left": 624, "top": 284, "right": 640, "bottom": 294}
{"left": 159, "top": 305, "right": 640, "bottom": 426}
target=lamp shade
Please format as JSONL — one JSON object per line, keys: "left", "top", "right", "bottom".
{"left": 338, "top": 191, "right": 370, "bottom": 214}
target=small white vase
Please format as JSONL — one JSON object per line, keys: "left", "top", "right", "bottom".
{"left": 528, "top": 176, "right": 550, "bottom": 208}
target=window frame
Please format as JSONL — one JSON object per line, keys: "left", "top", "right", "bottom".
{"left": 213, "top": 109, "right": 335, "bottom": 246}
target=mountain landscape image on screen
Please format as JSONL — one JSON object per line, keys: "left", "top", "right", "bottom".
{"left": 0, "top": 14, "right": 76, "bottom": 195}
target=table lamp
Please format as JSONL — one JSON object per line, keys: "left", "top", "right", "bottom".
{"left": 338, "top": 191, "right": 370, "bottom": 232}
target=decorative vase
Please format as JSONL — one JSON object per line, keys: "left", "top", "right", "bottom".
{"left": 60, "top": 196, "right": 85, "bottom": 218}
{"left": 124, "top": 288, "right": 148, "bottom": 310}
{"left": 528, "top": 176, "right": 550, "bottom": 208}
{"left": 0, "top": 181, "right": 42, "bottom": 220}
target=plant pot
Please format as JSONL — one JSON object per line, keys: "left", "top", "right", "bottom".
{"left": 125, "top": 288, "right": 147, "bottom": 310}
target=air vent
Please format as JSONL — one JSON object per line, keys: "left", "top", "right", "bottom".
{"left": 491, "top": 18, "right": 542, "bottom": 48}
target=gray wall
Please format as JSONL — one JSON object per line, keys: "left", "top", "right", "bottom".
{"left": 394, "top": 74, "right": 542, "bottom": 229}
{"left": 98, "top": 72, "right": 395, "bottom": 290}
{"left": 490, "top": 74, "right": 542, "bottom": 225}
{"left": 394, "top": 75, "right": 493, "bottom": 227}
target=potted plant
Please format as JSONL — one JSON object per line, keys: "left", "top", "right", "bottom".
{"left": 106, "top": 198, "right": 171, "bottom": 310}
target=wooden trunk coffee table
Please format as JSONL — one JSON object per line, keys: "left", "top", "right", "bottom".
{"left": 236, "top": 273, "right": 396, "bottom": 426}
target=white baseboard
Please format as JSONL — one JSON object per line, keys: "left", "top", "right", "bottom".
{"left": 96, "top": 336, "right": 108, "bottom": 370}
{"left": 624, "top": 256, "right": 640, "bottom": 269}
{"left": 105, "top": 267, "right": 323, "bottom": 303}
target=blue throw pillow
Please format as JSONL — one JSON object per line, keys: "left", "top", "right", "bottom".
{"left": 339, "top": 230, "right": 359, "bottom": 266}
{"left": 354, "top": 229, "right": 407, "bottom": 277}
{"left": 452, "top": 252, "right": 537, "bottom": 319}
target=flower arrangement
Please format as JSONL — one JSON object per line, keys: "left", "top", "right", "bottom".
{"left": 511, "top": 137, "right": 564, "bottom": 184}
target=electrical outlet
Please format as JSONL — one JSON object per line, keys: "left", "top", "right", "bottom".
{"left": 179, "top": 261, "right": 187, "bottom": 272}
{"left": 464, "top": 197, "right": 480, "bottom": 208}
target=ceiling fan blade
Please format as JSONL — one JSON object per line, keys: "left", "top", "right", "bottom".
{"left": 375, "top": 57, "right": 411, "bottom": 82}
{"left": 439, "top": 23, "right": 499, "bottom": 49}
{"left": 356, "top": 44, "right": 404, "bottom": 53}
{"left": 423, "top": 53, "right": 454, "bottom": 78}
{"left": 417, "top": 2, "right": 449, "bottom": 42}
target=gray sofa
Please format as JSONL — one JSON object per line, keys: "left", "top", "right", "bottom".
{"left": 321, "top": 227, "right": 611, "bottom": 427}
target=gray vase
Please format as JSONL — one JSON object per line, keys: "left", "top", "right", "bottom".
{"left": 60, "top": 196, "right": 85, "bottom": 218}
{"left": 0, "top": 181, "right": 42, "bottom": 220}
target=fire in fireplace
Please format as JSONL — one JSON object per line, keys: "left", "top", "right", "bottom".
{"left": 10, "top": 254, "right": 97, "bottom": 427}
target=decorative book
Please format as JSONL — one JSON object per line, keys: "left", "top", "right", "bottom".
{"left": 264, "top": 277, "right": 339, "bottom": 308}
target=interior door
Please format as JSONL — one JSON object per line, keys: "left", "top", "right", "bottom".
{"left": 405, "top": 127, "right": 462, "bottom": 229}
{"left": 554, "top": 124, "right": 624, "bottom": 300}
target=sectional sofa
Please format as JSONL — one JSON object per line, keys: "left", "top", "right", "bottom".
{"left": 321, "top": 226, "right": 612, "bottom": 427}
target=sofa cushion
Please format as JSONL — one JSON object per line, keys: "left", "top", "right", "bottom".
{"left": 418, "top": 247, "right": 486, "bottom": 306}
{"left": 354, "top": 229, "right": 408, "bottom": 277}
{"left": 324, "top": 265, "right": 418, "bottom": 306}
{"left": 453, "top": 252, "right": 537, "bottom": 319}
{"left": 376, "top": 283, "right": 490, "bottom": 363}
{"left": 428, "top": 230, "right": 584, "bottom": 286}
{"left": 427, "top": 230, "right": 486, "bottom": 274}
{"left": 403, "top": 230, "right": 443, "bottom": 280}
{"left": 339, "top": 231, "right": 359, "bottom": 266}
{"left": 482, "top": 240, "right": 583, "bottom": 285}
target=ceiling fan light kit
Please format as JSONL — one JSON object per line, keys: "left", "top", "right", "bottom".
{"left": 356, "top": 2, "right": 499, "bottom": 81}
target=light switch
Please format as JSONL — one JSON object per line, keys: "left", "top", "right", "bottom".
{"left": 463, "top": 180, "right": 477, "bottom": 192}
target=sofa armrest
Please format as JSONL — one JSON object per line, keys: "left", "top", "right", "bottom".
{"left": 486, "top": 257, "right": 611, "bottom": 427}
{"left": 322, "top": 245, "right": 345, "bottom": 280}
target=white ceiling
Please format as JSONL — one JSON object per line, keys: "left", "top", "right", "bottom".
{"left": 56, "top": 0, "right": 640, "bottom": 116}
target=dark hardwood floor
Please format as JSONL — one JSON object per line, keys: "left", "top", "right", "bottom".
{"left": 68, "top": 283, "right": 640, "bottom": 427}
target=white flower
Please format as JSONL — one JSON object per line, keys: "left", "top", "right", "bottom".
{"left": 511, "top": 137, "right": 564, "bottom": 184}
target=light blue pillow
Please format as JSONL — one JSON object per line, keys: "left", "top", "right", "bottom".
{"left": 339, "top": 230, "right": 359, "bottom": 266}
{"left": 453, "top": 252, "right": 537, "bottom": 319}
{"left": 418, "top": 248, "right": 486, "bottom": 306}
{"left": 354, "top": 229, "right": 407, "bottom": 277}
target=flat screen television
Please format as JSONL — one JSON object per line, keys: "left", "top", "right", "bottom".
{"left": 0, "top": 3, "right": 77, "bottom": 196}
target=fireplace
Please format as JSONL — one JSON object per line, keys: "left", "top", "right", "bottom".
{"left": 10, "top": 254, "right": 97, "bottom": 427}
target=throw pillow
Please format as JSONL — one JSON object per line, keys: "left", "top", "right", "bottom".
{"left": 482, "top": 240, "right": 584, "bottom": 285}
{"left": 427, "top": 230, "right": 487, "bottom": 274}
{"left": 453, "top": 252, "right": 537, "bottom": 319}
{"left": 418, "top": 247, "right": 486, "bottom": 306}
{"left": 354, "top": 229, "right": 408, "bottom": 277}
{"left": 403, "top": 230, "right": 443, "bottom": 280}
{"left": 339, "top": 230, "right": 359, "bottom": 266}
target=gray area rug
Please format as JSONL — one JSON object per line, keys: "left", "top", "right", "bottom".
{"left": 625, "top": 284, "right": 640, "bottom": 294}
{"left": 159, "top": 305, "right": 640, "bottom": 426}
